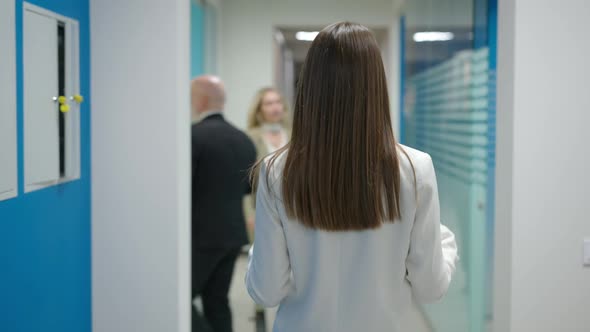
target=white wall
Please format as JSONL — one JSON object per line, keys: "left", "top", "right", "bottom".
{"left": 204, "top": 0, "right": 220, "bottom": 75}
{"left": 219, "top": 0, "right": 401, "bottom": 137}
{"left": 495, "top": 1, "right": 590, "bottom": 331}
{"left": 91, "top": 1, "right": 191, "bottom": 332}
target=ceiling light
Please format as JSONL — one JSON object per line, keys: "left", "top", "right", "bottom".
{"left": 413, "top": 32, "right": 454, "bottom": 42}
{"left": 295, "top": 31, "right": 319, "bottom": 42}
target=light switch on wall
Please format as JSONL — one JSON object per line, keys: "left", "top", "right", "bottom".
{"left": 584, "top": 238, "right": 590, "bottom": 266}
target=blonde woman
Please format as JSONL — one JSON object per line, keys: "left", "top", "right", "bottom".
{"left": 244, "top": 88, "right": 290, "bottom": 235}
{"left": 247, "top": 87, "right": 291, "bottom": 158}
{"left": 243, "top": 87, "right": 291, "bottom": 330}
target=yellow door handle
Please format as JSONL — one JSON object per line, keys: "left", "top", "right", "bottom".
{"left": 60, "top": 104, "right": 70, "bottom": 113}
{"left": 57, "top": 96, "right": 67, "bottom": 104}
{"left": 72, "top": 94, "right": 84, "bottom": 104}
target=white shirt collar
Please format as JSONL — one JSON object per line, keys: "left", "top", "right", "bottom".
{"left": 262, "top": 128, "right": 288, "bottom": 153}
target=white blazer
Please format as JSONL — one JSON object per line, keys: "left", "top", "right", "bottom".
{"left": 245, "top": 145, "right": 458, "bottom": 332}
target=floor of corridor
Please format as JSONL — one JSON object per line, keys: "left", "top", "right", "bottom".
{"left": 228, "top": 254, "right": 432, "bottom": 332}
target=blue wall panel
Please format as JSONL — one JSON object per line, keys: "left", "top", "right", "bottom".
{"left": 0, "top": 1, "right": 91, "bottom": 331}
{"left": 191, "top": 2, "right": 205, "bottom": 77}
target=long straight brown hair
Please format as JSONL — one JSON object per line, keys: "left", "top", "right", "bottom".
{"left": 262, "top": 22, "right": 402, "bottom": 231}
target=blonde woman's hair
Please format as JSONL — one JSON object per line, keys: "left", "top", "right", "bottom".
{"left": 247, "top": 87, "right": 290, "bottom": 129}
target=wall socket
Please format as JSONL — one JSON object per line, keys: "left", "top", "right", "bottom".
{"left": 584, "top": 238, "right": 590, "bottom": 266}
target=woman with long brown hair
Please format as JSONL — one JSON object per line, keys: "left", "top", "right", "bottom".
{"left": 246, "top": 22, "right": 458, "bottom": 332}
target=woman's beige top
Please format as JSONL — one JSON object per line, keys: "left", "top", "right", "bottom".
{"left": 244, "top": 125, "right": 291, "bottom": 240}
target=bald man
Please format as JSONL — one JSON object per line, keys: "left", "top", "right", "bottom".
{"left": 191, "top": 76, "right": 257, "bottom": 332}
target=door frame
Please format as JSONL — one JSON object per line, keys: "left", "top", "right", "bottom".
{"left": 23, "top": 2, "right": 82, "bottom": 193}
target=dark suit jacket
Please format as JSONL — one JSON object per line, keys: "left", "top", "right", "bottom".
{"left": 192, "top": 114, "right": 257, "bottom": 249}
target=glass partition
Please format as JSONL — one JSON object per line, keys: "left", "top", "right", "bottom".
{"left": 401, "top": 1, "right": 497, "bottom": 331}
